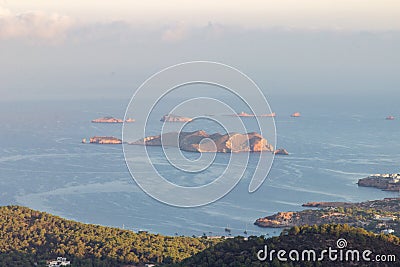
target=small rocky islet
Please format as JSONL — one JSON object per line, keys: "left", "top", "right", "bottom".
{"left": 88, "top": 136, "right": 122, "bottom": 144}
{"left": 160, "top": 114, "right": 192, "bottom": 122}
{"left": 91, "top": 116, "right": 135, "bottom": 123}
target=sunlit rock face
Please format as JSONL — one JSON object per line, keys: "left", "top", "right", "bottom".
{"left": 131, "top": 130, "right": 274, "bottom": 153}
{"left": 89, "top": 136, "right": 122, "bottom": 144}
{"left": 91, "top": 117, "right": 124, "bottom": 123}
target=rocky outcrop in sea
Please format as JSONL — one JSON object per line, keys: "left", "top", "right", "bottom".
{"left": 131, "top": 130, "right": 274, "bottom": 153}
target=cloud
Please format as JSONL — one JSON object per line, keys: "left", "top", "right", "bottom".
{"left": 161, "top": 22, "right": 188, "bottom": 43}
{"left": 160, "top": 22, "right": 230, "bottom": 43}
{"left": 0, "top": 6, "right": 73, "bottom": 41}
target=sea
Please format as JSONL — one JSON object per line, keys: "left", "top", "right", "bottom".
{"left": 0, "top": 93, "right": 399, "bottom": 237}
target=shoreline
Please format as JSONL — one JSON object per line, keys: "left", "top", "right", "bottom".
{"left": 255, "top": 197, "right": 400, "bottom": 236}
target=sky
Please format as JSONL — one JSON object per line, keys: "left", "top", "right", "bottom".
{"left": 0, "top": 1, "right": 399, "bottom": 101}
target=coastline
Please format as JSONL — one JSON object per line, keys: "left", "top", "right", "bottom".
{"left": 255, "top": 198, "right": 400, "bottom": 238}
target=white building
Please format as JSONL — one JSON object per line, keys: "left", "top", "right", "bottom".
{"left": 48, "top": 257, "right": 71, "bottom": 267}
{"left": 381, "top": 229, "right": 395, "bottom": 235}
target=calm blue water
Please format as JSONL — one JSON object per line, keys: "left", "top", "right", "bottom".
{"left": 0, "top": 95, "right": 399, "bottom": 237}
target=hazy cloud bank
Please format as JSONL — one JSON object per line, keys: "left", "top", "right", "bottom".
{"left": 0, "top": 5, "right": 73, "bottom": 41}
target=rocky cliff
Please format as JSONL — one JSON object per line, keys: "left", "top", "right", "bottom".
{"left": 358, "top": 174, "right": 400, "bottom": 191}
{"left": 131, "top": 130, "right": 274, "bottom": 153}
{"left": 90, "top": 136, "right": 122, "bottom": 144}
{"left": 255, "top": 198, "right": 400, "bottom": 233}
{"left": 255, "top": 209, "right": 357, "bottom": 228}
{"left": 255, "top": 212, "right": 297, "bottom": 228}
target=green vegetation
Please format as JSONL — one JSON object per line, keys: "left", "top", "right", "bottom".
{"left": 1, "top": 206, "right": 399, "bottom": 266}
{"left": 176, "top": 224, "right": 400, "bottom": 267}
{"left": 0, "top": 206, "right": 221, "bottom": 266}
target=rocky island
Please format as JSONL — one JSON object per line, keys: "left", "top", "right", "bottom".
{"left": 131, "top": 130, "right": 274, "bottom": 153}
{"left": 231, "top": 112, "right": 276, "bottom": 117}
{"left": 274, "top": 148, "right": 289, "bottom": 155}
{"left": 291, "top": 112, "right": 301, "bottom": 117}
{"left": 91, "top": 117, "right": 135, "bottom": 123}
{"left": 89, "top": 136, "right": 122, "bottom": 144}
{"left": 255, "top": 198, "right": 400, "bottom": 236}
{"left": 234, "top": 112, "right": 254, "bottom": 117}
{"left": 160, "top": 114, "right": 192, "bottom": 122}
{"left": 259, "top": 112, "right": 276, "bottom": 117}
{"left": 358, "top": 173, "right": 400, "bottom": 191}
{"left": 125, "top": 118, "right": 135, "bottom": 123}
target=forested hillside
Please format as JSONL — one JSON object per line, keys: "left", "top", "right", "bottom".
{"left": 176, "top": 224, "right": 400, "bottom": 267}
{"left": 0, "top": 206, "right": 220, "bottom": 266}
{"left": 1, "top": 206, "right": 399, "bottom": 267}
